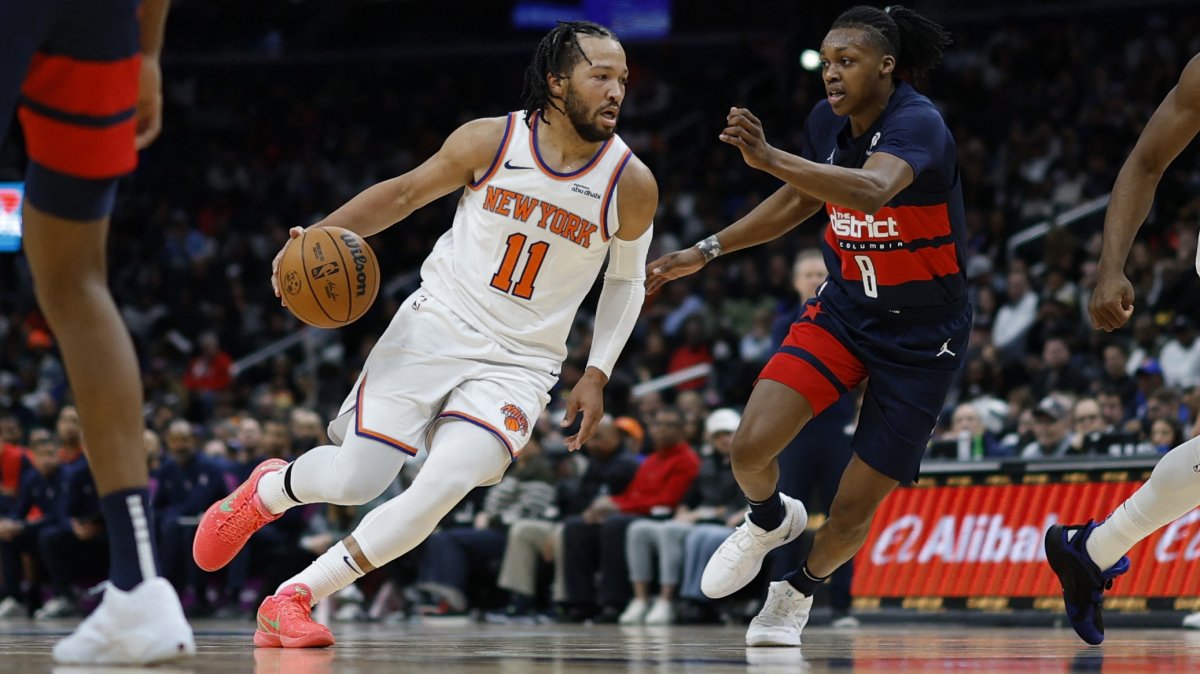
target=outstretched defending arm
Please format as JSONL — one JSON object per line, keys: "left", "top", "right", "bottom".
{"left": 644, "top": 185, "right": 823, "bottom": 294}
{"left": 562, "top": 156, "right": 658, "bottom": 450}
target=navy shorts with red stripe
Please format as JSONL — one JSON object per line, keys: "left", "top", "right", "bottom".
{"left": 0, "top": 0, "right": 141, "bottom": 220}
{"left": 759, "top": 283, "right": 971, "bottom": 483}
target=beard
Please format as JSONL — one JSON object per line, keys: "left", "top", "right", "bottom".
{"left": 563, "top": 86, "right": 615, "bottom": 142}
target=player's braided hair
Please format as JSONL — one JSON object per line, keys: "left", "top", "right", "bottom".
{"left": 832, "top": 5, "right": 952, "bottom": 83}
{"left": 522, "top": 21, "right": 619, "bottom": 127}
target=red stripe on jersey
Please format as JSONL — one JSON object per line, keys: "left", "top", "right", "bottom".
{"left": 18, "top": 108, "right": 137, "bottom": 179}
{"left": 828, "top": 224, "right": 961, "bottom": 286}
{"left": 20, "top": 53, "right": 140, "bottom": 117}
{"left": 827, "top": 203, "right": 951, "bottom": 243}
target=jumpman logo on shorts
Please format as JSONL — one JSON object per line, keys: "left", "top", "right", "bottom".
{"left": 937, "top": 339, "right": 956, "bottom": 358}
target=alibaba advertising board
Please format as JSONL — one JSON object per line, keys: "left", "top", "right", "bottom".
{"left": 852, "top": 471, "right": 1200, "bottom": 611}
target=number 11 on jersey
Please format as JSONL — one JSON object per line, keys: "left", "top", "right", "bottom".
{"left": 491, "top": 233, "right": 549, "bottom": 300}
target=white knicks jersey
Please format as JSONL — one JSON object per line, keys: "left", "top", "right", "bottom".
{"left": 420, "top": 111, "right": 636, "bottom": 372}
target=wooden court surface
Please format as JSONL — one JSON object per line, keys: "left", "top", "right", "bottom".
{"left": 3, "top": 621, "right": 1200, "bottom": 673}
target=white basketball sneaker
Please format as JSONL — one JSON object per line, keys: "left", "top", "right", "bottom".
{"left": 53, "top": 577, "right": 195, "bottom": 665}
{"left": 746, "top": 581, "right": 813, "bottom": 647}
{"left": 701, "top": 494, "right": 807, "bottom": 598}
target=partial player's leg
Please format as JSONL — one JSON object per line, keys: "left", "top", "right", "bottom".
{"left": 748, "top": 315, "right": 964, "bottom": 648}
{"left": 698, "top": 380, "right": 812, "bottom": 599}
{"left": 1046, "top": 434, "right": 1200, "bottom": 644}
{"left": 193, "top": 419, "right": 407, "bottom": 572}
{"left": 701, "top": 306, "right": 868, "bottom": 600}
{"left": 254, "top": 421, "right": 511, "bottom": 648}
{"left": 13, "top": 1, "right": 194, "bottom": 662}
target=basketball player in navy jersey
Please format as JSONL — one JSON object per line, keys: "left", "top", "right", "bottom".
{"left": 647, "top": 5, "right": 965, "bottom": 646}
{"left": 0, "top": 0, "right": 193, "bottom": 664}
{"left": 1045, "top": 53, "right": 1200, "bottom": 645}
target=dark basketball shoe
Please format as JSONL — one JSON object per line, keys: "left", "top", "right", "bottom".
{"left": 1044, "top": 521, "right": 1131, "bottom": 645}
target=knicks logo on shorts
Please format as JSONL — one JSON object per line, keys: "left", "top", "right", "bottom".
{"left": 501, "top": 403, "right": 529, "bottom": 436}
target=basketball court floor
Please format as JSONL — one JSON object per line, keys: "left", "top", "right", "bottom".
{"left": 3, "top": 621, "right": 1200, "bottom": 673}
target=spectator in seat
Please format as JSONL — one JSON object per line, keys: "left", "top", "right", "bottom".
{"left": 36, "top": 422, "right": 103, "bottom": 619}
{"left": 1160, "top": 315, "right": 1200, "bottom": 389}
{"left": 561, "top": 406, "right": 699, "bottom": 622}
{"left": 619, "top": 408, "right": 744, "bottom": 626}
{"left": 496, "top": 416, "right": 638, "bottom": 619}
{"left": 154, "top": 419, "right": 228, "bottom": 615}
{"left": 0, "top": 413, "right": 27, "bottom": 514}
{"left": 1022, "top": 395, "right": 1075, "bottom": 458}
{"left": 0, "top": 429, "right": 62, "bottom": 616}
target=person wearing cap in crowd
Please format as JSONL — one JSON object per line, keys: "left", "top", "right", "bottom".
{"left": 619, "top": 408, "right": 745, "bottom": 626}
{"left": 614, "top": 415, "right": 648, "bottom": 455}
{"left": 1021, "top": 394, "right": 1075, "bottom": 458}
{"left": 1159, "top": 315, "right": 1200, "bottom": 389}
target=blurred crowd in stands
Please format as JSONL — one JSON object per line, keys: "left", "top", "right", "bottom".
{"left": 1, "top": 3, "right": 1199, "bottom": 623}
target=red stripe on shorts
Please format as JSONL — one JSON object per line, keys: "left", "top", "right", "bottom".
{"left": 783, "top": 320, "right": 866, "bottom": 388}
{"left": 757, "top": 320, "right": 867, "bottom": 415}
{"left": 758, "top": 354, "right": 844, "bottom": 414}
{"left": 18, "top": 108, "right": 137, "bottom": 179}
{"left": 20, "top": 53, "right": 140, "bottom": 117}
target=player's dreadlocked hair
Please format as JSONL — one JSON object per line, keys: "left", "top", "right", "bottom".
{"left": 832, "top": 5, "right": 952, "bottom": 83}
{"left": 522, "top": 21, "right": 619, "bottom": 127}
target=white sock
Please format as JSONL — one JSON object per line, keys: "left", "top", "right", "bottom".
{"left": 1087, "top": 436, "right": 1200, "bottom": 570}
{"left": 257, "top": 465, "right": 297, "bottom": 515}
{"left": 278, "top": 541, "right": 364, "bottom": 605}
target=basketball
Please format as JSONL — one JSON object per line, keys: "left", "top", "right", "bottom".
{"left": 276, "top": 226, "right": 380, "bottom": 329}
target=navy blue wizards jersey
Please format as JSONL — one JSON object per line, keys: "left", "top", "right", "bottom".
{"left": 801, "top": 81, "right": 966, "bottom": 314}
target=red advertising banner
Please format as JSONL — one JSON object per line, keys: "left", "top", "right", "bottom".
{"left": 852, "top": 481, "right": 1200, "bottom": 598}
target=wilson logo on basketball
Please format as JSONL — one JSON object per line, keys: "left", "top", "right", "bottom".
{"left": 340, "top": 233, "right": 371, "bottom": 297}
{"left": 501, "top": 403, "right": 529, "bottom": 435}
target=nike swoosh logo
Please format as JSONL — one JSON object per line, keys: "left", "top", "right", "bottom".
{"left": 343, "top": 556, "right": 361, "bottom": 574}
{"left": 504, "top": 160, "right": 533, "bottom": 170}
{"left": 258, "top": 614, "right": 280, "bottom": 633}
{"left": 219, "top": 489, "right": 241, "bottom": 513}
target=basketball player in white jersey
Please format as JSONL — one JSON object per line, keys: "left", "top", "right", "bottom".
{"left": 191, "top": 21, "right": 657, "bottom": 647}
{"left": 1045, "top": 52, "right": 1200, "bottom": 645}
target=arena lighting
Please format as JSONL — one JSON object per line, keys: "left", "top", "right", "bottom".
{"left": 800, "top": 48, "right": 821, "bottom": 71}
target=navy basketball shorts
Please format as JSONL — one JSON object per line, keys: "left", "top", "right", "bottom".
{"left": 0, "top": 0, "right": 141, "bottom": 220}
{"left": 759, "top": 296, "right": 972, "bottom": 483}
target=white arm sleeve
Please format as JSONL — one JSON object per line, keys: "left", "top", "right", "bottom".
{"left": 587, "top": 225, "right": 653, "bottom": 378}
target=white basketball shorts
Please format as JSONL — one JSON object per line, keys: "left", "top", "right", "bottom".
{"left": 327, "top": 289, "right": 556, "bottom": 459}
